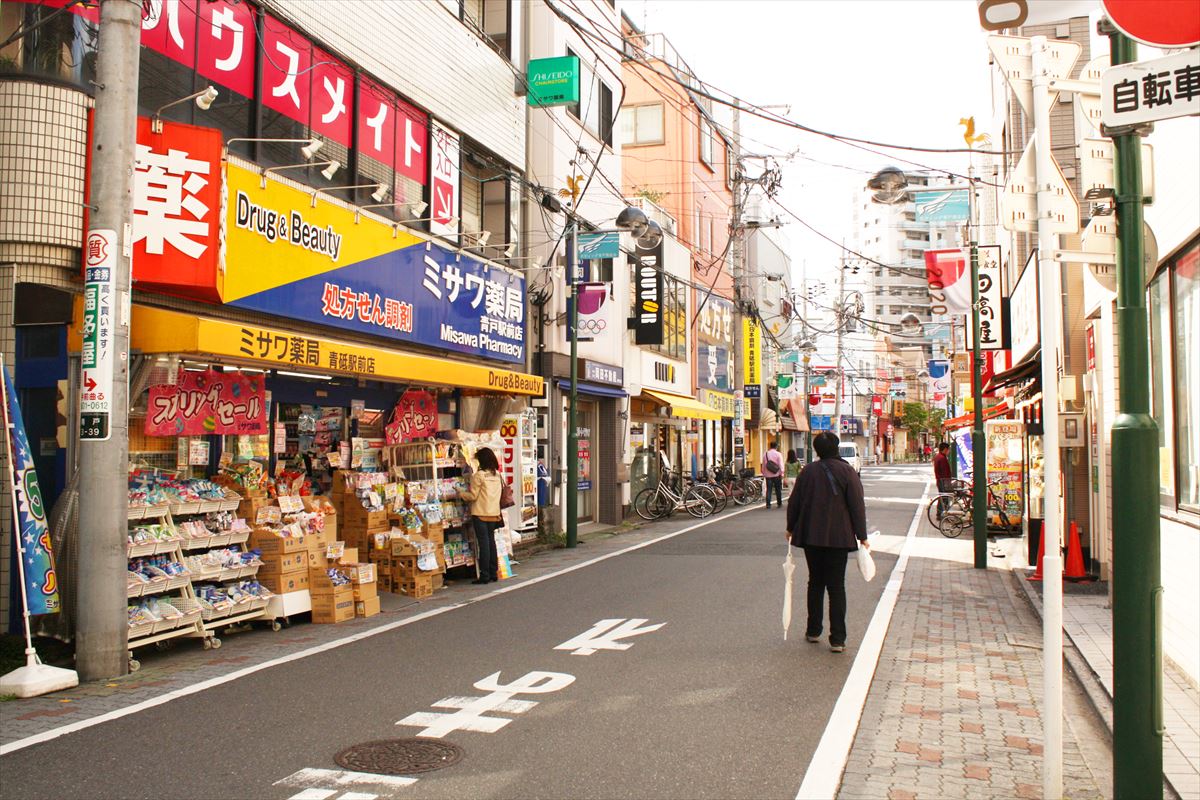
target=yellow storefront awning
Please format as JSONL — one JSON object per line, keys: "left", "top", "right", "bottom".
{"left": 642, "top": 389, "right": 723, "bottom": 421}
{"left": 129, "top": 306, "right": 544, "bottom": 396}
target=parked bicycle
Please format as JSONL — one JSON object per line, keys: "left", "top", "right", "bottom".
{"left": 935, "top": 478, "right": 1021, "bottom": 538}
{"left": 633, "top": 470, "right": 720, "bottom": 520}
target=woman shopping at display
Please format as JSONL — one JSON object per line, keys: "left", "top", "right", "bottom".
{"left": 460, "top": 447, "right": 504, "bottom": 584}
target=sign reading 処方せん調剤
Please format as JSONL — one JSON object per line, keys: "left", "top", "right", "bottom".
{"left": 223, "top": 164, "right": 526, "bottom": 364}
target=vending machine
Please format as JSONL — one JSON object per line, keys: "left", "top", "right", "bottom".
{"left": 500, "top": 409, "right": 539, "bottom": 534}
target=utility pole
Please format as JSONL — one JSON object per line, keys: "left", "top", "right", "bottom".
{"left": 1031, "top": 35, "right": 1064, "bottom": 799}
{"left": 967, "top": 163, "right": 987, "bottom": 570}
{"left": 833, "top": 255, "right": 847, "bottom": 435}
{"left": 1102, "top": 25, "right": 1163, "bottom": 800}
{"left": 565, "top": 220, "right": 579, "bottom": 549}
{"left": 76, "top": 0, "right": 141, "bottom": 681}
{"left": 729, "top": 108, "right": 747, "bottom": 471}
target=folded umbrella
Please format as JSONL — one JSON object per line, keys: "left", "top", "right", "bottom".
{"left": 782, "top": 545, "right": 796, "bottom": 640}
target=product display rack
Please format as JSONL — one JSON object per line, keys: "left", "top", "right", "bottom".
{"left": 126, "top": 489, "right": 272, "bottom": 671}
{"left": 385, "top": 440, "right": 477, "bottom": 572}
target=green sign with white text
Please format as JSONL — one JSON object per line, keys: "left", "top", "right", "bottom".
{"left": 527, "top": 56, "right": 580, "bottom": 107}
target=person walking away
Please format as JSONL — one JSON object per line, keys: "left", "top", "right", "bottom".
{"left": 785, "top": 432, "right": 869, "bottom": 652}
{"left": 460, "top": 446, "right": 503, "bottom": 584}
{"left": 933, "top": 441, "right": 953, "bottom": 520}
{"left": 762, "top": 440, "right": 784, "bottom": 509}
{"left": 784, "top": 448, "right": 802, "bottom": 492}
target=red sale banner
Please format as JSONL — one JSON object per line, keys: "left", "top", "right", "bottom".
{"left": 385, "top": 389, "right": 438, "bottom": 444}
{"left": 146, "top": 370, "right": 267, "bottom": 436}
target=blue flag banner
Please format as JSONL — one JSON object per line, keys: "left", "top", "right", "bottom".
{"left": 2, "top": 366, "right": 60, "bottom": 615}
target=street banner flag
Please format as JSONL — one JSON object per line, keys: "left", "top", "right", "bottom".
{"left": 924, "top": 249, "right": 972, "bottom": 316}
{"left": 2, "top": 366, "right": 60, "bottom": 615}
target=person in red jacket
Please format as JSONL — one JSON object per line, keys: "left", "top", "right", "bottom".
{"left": 932, "top": 442, "right": 953, "bottom": 519}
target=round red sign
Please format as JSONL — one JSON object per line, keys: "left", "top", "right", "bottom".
{"left": 1102, "top": 0, "right": 1200, "bottom": 48}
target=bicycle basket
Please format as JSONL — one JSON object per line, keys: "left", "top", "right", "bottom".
{"left": 739, "top": 467, "right": 756, "bottom": 479}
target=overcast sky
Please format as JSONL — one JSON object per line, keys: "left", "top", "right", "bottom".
{"left": 626, "top": 0, "right": 996, "bottom": 289}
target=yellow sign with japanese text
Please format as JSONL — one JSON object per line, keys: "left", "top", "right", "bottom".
{"left": 743, "top": 317, "right": 761, "bottom": 387}
{"left": 127, "top": 306, "right": 543, "bottom": 396}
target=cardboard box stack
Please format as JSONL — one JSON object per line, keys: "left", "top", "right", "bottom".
{"left": 309, "top": 565, "right": 355, "bottom": 624}
{"left": 251, "top": 529, "right": 310, "bottom": 594}
{"left": 368, "top": 530, "right": 443, "bottom": 598}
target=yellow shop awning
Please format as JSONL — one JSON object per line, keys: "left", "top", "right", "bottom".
{"left": 642, "top": 389, "right": 723, "bottom": 421}
{"left": 129, "top": 306, "right": 544, "bottom": 395}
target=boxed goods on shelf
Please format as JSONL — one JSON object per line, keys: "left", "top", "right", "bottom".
{"left": 259, "top": 550, "right": 309, "bottom": 574}
{"left": 259, "top": 570, "right": 309, "bottom": 594}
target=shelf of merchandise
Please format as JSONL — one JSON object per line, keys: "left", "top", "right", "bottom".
{"left": 126, "top": 507, "right": 205, "bottom": 670}
{"left": 126, "top": 493, "right": 270, "bottom": 670}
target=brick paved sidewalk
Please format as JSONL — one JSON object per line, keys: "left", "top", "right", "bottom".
{"left": 0, "top": 512, "right": 694, "bottom": 748}
{"left": 837, "top": 520, "right": 1108, "bottom": 800}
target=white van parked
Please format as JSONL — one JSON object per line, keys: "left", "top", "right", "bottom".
{"left": 839, "top": 442, "right": 862, "bottom": 474}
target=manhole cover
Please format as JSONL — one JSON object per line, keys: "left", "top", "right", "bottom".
{"left": 334, "top": 738, "right": 464, "bottom": 775}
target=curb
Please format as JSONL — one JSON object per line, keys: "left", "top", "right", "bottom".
{"left": 1013, "top": 570, "right": 1182, "bottom": 800}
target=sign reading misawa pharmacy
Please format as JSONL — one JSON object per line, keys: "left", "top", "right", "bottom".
{"left": 224, "top": 164, "right": 525, "bottom": 364}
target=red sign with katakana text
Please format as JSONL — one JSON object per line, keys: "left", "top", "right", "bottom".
{"left": 146, "top": 369, "right": 267, "bottom": 436}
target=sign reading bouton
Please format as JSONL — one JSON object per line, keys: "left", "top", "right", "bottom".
{"left": 146, "top": 369, "right": 267, "bottom": 436}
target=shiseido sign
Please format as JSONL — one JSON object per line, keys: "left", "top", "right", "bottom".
{"left": 632, "top": 240, "right": 664, "bottom": 345}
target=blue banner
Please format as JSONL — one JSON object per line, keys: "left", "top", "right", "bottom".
{"left": 229, "top": 242, "right": 526, "bottom": 364}
{"left": 914, "top": 190, "right": 970, "bottom": 223}
{"left": 2, "top": 366, "right": 60, "bottom": 615}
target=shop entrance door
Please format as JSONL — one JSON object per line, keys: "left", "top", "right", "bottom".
{"left": 576, "top": 400, "right": 596, "bottom": 523}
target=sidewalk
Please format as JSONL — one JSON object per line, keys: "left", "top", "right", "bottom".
{"left": 837, "top": 516, "right": 1109, "bottom": 800}
{"left": 0, "top": 512, "right": 677, "bottom": 749}
{"left": 1019, "top": 577, "right": 1200, "bottom": 800}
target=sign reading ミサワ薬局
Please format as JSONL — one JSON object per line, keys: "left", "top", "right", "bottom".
{"left": 223, "top": 164, "right": 526, "bottom": 364}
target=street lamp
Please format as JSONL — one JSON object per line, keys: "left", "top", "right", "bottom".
{"left": 563, "top": 207, "right": 662, "bottom": 549}
{"left": 868, "top": 167, "right": 985, "bottom": 567}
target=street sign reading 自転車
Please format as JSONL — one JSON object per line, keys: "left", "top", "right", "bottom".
{"left": 527, "top": 56, "right": 580, "bottom": 107}
{"left": 1101, "top": 49, "right": 1200, "bottom": 128}
{"left": 81, "top": 229, "right": 117, "bottom": 441}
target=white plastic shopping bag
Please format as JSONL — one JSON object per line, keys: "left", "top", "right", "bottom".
{"left": 856, "top": 545, "right": 876, "bottom": 582}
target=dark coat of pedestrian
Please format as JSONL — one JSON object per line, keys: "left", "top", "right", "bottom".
{"left": 785, "top": 432, "right": 869, "bottom": 652}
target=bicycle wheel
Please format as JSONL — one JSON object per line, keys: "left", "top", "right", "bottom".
{"left": 927, "top": 494, "right": 952, "bottom": 528}
{"left": 634, "top": 487, "right": 661, "bottom": 521}
{"left": 938, "top": 512, "right": 968, "bottom": 538}
{"left": 731, "top": 478, "right": 755, "bottom": 506}
{"left": 705, "top": 482, "right": 729, "bottom": 514}
{"left": 683, "top": 484, "right": 718, "bottom": 518}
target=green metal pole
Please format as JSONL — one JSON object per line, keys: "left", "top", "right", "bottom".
{"left": 1105, "top": 28, "right": 1162, "bottom": 800}
{"left": 565, "top": 220, "right": 579, "bottom": 548}
{"left": 970, "top": 243, "right": 986, "bottom": 568}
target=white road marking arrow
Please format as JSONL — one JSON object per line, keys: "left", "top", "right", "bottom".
{"left": 274, "top": 768, "right": 417, "bottom": 800}
{"left": 554, "top": 618, "right": 666, "bottom": 656}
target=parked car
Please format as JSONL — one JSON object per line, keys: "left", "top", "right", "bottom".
{"left": 839, "top": 442, "right": 862, "bottom": 474}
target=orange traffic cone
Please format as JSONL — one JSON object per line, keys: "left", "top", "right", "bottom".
{"left": 1029, "top": 524, "right": 1046, "bottom": 582}
{"left": 1065, "top": 520, "right": 1090, "bottom": 582}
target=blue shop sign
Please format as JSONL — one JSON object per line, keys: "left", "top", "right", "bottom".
{"left": 228, "top": 241, "right": 526, "bottom": 364}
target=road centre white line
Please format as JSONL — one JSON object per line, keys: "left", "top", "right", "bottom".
{"left": 0, "top": 505, "right": 757, "bottom": 756}
{"left": 795, "top": 480, "right": 933, "bottom": 800}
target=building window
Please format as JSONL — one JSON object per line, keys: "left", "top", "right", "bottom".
{"left": 725, "top": 141, "right": 735, "bottom": 191}
{"left": 462, "top": 0, "right": 511, "bottom": 60}
{"left": 1172, "top": 245, "right": 1199, "bottom": 511}
{"left": 620, "top": 102, "right": 664, "bottom": 146}
{"left": 461, "top": 145, "right": 510, "bottom": 253}
{"left": 699, "top": 116, "right": 714, "bottom": 168}
{"left": 1151, "top": 239, "right": 1200, "bottom": 512}
{"left": 0, "top": 2, "right": 98, "bottom": 86}
{"left": 566, "top": 47, "right": 582, "bottom": 120}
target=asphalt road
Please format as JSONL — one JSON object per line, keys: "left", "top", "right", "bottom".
{"left": 0, "top": 466, "right": 928, "bottom": 800}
